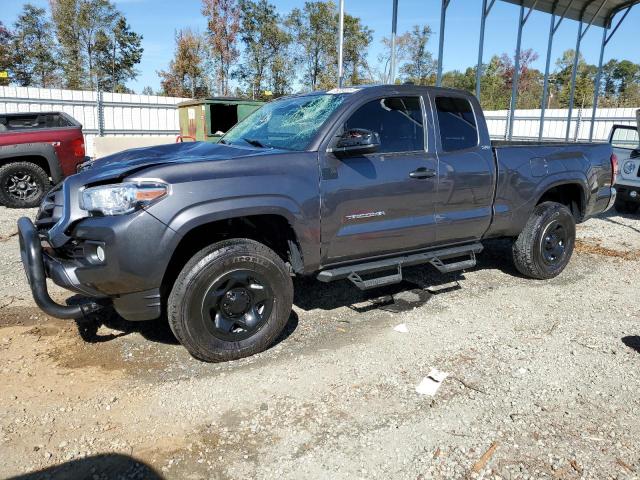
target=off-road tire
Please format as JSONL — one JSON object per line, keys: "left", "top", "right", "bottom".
{"left": 512, "top": 201, "right": 576, "bottom": 280}
{"left": 0, "top": 161, "right": 50, "bottom": 208}
{"left": 167, "top": 238, "right": 294, "bottom": 362}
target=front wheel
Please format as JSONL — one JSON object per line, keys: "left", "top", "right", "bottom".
{"left": 167, "top": 239, "right": 294, "bottom": 362}
{"left": 512, "top": 201, "right": 576, "bottom": 280}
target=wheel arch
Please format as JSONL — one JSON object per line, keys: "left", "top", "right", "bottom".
{"left": 0, "top": 143, "right": 63, "bottom": 183}
{"left": 160, "top": 212, "right": 304, "bottom": 302}
{"left": 534, "top": 180, "right": 588, "bottom": 222}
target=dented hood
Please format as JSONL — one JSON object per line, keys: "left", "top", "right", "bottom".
{"left": 82, "top": 141, "right": 283, "bottom": 181}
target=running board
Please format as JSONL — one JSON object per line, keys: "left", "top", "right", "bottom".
{"left": 317, "top": 243, "right": 483, "bottom": 290}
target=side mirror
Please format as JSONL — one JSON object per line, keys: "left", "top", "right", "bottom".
{"left": 334, "top": 128, "right": 380, "bottom": 156}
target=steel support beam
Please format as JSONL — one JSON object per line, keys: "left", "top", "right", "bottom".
{"left": 539, "top": 0, "right": 576, "bottom": 140}
{"left": 565, "top": 0, "right": 608, "bottom": 141}
{"left": 507, "top": 1, "right": 538, "bottom": 140}
{"left": 337, "top": 0, "right": 345, "bottom": 87}
{"left": 389, "top": 0, "right": 399, "bottom": 83}
{"left": 475, "top": 0, "right": 496, "bottom": 100}
{"left": 436, "top": 0, "right": 450, "bottom": 87}
{"left": 589, "top": 5, "right": 632, "bottom": 140}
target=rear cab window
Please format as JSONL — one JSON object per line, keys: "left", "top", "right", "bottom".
{"left": 434, "top": 96, "right": 478, "bottom": 152}
{"left": 0, "top": 113, "right": 74, "bottom": 132}
{"left": 343, "top": 96, "right": 425, "bottom": 154}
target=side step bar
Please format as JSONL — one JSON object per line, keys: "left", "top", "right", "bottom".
{"left": 317, "top": 243, "right": 483, "bottom": 290}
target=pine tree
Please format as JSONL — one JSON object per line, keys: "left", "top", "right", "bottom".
{"left": 11, "top": 4, "right": 58, "bottom": 87}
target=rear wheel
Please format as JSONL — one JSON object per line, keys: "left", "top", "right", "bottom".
{"left": 512, "top": 201, "right": 576, "bottom": 279}
{"left": 167, "top": 238, "right": 294, "bottom": 362}
{"left": 0, "top": 162, "right": 50, "bottom": 208}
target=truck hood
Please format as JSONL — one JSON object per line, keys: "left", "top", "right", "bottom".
{"left": 81, "top": 141, "right": 283, "bottom": 182}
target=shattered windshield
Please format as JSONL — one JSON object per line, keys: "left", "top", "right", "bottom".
{"left": 221, "top": 94, "right": 347, "bottom": 151}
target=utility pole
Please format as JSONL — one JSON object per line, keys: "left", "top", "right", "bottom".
{"left": 337, "top": 0, "right": 345, "bottom": 87}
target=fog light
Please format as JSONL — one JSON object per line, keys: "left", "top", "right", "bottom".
{"left": 96, "top": 245, "right": 106, "bottom": 262}
{"left": 631, "top": 190, "right": 638, "bottom": 199}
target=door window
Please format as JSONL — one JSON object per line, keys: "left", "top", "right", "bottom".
{"left": 343, "top": 97, "right": 424, "bottom": 153}
{"left": 435, "top": 96, "right": 478, "bottom": 152}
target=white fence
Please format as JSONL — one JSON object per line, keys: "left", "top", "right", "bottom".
{"left": 0, "top": 86, "right": 189, "bottom": 157}
{"left": 485, "top": 107, "right": 639, "bottom": 142}
{"left": 0, "top": 86, "right": 638, "bottom": 157}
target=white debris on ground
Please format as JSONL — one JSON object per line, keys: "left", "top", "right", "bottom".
{"left": 416, "top": 368, "right": 449, "bottom": 396}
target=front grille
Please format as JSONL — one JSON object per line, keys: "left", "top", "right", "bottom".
{"left": 35, "top": 185, "right": 64, "bottom": 233}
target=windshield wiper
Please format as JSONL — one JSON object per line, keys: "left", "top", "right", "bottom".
{"left": 243, "top": 138, "right": 268, "bottom": 148}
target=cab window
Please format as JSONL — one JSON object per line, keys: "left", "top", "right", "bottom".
{"left": 435, "top": 96, "right": 478, "bottom": 152}
{"left": 343, "top": 97, "right": 424, "bottom": 153}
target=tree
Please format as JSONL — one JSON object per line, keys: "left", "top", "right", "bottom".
{"left": 288, "top": 1, "right": 336, "bottom": 90}
{"left": 374, "top": 31, "right": 411, "bottom": 83}
{"left": 400, "top": 25, "right": 436, "bottom": 86}
{"left": 235, "top": 0, "right": 294, "bottom": 98}
{"left": 141, "top": 86, "right": 155, "bottom": 96}
{"left": 498, "top": 48, "right": 542, "bottom": 108}
{"left": 10, "top": 4, "right": 58, "bottom": 87}
{"left": 94, "top": 16, "right": 143, "bottom": 92}
{"left": 51, "top": 0, "right": 140, "bottom": 90}
{"left": 202, "top": 0, "right": 240, "bottom": 96}
{"left": 553, "top": 49, "right": 594, "bottom": 108}
{"left": 0, "top": 22, "right": 13, "bottom": 86}
{"left": 158, "top": 29, "right": 209, "bottom": 98}
{"left": 50, "top": 0, "right": 83, "bottom": 88}
{"left": 342, "top": 14, "right": 372, "bottom": 85}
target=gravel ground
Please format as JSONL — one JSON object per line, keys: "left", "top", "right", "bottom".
{"left": 0, "top": 206, "right": 639, "bottom": 480}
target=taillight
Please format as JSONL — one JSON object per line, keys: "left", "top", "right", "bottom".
{"left": 611, "top": 153, "right": 618, "bottom": 186}
{"left": 71, "top": 137, "right": 85, "bottom": 158}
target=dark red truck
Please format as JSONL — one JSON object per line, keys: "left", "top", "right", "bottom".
{"left": 0, "top": 111, "right": 86, "bottom": 208}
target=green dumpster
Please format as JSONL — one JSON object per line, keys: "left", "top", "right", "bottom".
{"left": 177, "top": 97, "right": 264, "bottom": 143}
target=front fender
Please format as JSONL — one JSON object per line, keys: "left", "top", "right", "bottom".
{"left": 152, "top": 194, "right": 321, "bottom": 272}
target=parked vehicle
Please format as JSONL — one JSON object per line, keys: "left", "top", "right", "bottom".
{"left": 609, "top": 110, "right": 640, "bottom": 213}
{"left": 18, "top": 85, "right": 617, "bottom": 362}
{"left": 0, "top": 112, "right": 86, "bottom": 208}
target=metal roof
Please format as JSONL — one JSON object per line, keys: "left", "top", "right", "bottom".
{"left": 500, "top": 0, "right": 639, "bottom": 27}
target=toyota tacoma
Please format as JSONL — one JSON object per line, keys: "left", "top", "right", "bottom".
{"left": 18, "top": 85, "right": 617, "bottom": 362}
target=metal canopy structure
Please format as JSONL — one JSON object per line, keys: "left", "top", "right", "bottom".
{"left": 500, "top": 0, "right": 636, "bottom": 27}
{"left": 382, "top": 0, "right": 639, "bottom": 141}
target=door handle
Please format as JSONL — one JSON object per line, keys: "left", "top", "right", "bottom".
{"left": 409, "top": 167, "right": 436, "bottom": 179}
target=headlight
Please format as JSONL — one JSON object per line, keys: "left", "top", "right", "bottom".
{"left": 80, "top": 182, "right": 168, "bottom": 215}
{"left": 623, "top": 161, "right": 636, "bottom": 175}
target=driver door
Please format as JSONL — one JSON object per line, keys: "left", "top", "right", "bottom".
{"left": 319, "top": 95, "right": 439, "bottom": 266}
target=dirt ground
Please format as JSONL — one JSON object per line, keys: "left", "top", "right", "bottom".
{"left": 0, "top": 206, "right": 639, "bottom": 480}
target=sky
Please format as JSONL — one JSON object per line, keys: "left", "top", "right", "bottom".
{"left": 2, "top": 0, "right": 639, "bottom": 94}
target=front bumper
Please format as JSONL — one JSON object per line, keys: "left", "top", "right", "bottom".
{"left": 614, "top": 183, "right": 640, "bottom": 204}
{"left": 18, "top": 217, "right": 101, "bottom": 319}
{"left": 18, "top": 214, "right": 168, "bottom": 321}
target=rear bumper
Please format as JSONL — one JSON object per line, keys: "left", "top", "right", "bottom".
{"left": 606, "top": 187, "right": 618, "bottom": 211}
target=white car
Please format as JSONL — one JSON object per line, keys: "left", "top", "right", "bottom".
{"left": 610, "top": 110, "right": 640, "bottom": 214}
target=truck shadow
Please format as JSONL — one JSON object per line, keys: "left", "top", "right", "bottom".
{"left": 622, "top": 336, "right": 640, "bottom": 354}
{"left": 7, "top": 453, "right": 163, "bottom": 480}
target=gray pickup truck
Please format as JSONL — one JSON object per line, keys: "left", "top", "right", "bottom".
{"left": 18, "top": 85, "right": 617, "bottom": 362}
